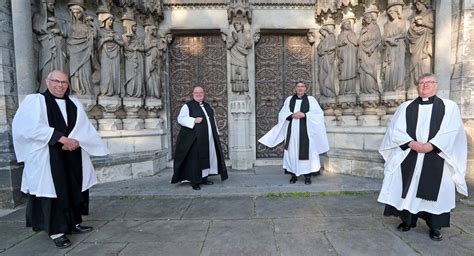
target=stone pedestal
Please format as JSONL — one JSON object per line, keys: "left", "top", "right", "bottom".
{"left": 123, "top": 97, "right": 145, "bottom": 130}
{"left": 358, "top": 94, "right": 380, "bottom": 126}
{"left": 319, "top": 96, "right": 337, "bottom": 126}
{"left": 382, "top": 91, "right": 406, "bottom": 114}
{"left": 230, "top": 94, "right": 253, "bottom": 170}
{"left": 76, "top": 95, "right": 98, "bottom": 128}
{"left": 144, "top": 97, "right": 164, "bottom": 130}
{"left": 338, "top": 94, "right": 357, "bottom": 126}
{"left": 98, "top": 96, "right": 123, "bottom": 131}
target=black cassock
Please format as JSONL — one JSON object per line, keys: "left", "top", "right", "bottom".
{"left": 172, "top": 100, "right": 228, "bottom": 184}
{"left": 26, "top": 90, "right": 89, "bottom": 236}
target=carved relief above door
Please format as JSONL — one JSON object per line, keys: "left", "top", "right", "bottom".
{"left": 255, "top": 34, "right": 313, "bottom": 158}
{"left": 169, "top": 34, "right": 228, "bottom": 158}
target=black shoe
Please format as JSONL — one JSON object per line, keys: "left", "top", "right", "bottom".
{"left": 201, "top": 177, "right": 214, "bottom": 185}
{"left": 72, "top": 224, "right": 93, "bottom": 234}
{"left": 304, "top": 176, "right": 312, "bottom": 185}
{"left": 429, "top": 229, "right": 443, "bottom": 241}
{"left": 53, "top": 235, "right": 72, "bottom": 249}
{"left": 289, "top": 175, "right": 297, "bottom": 184}
{"left": 397, "top": 222, "right": 416, "bottom": 232}
{"left": 192, "top": 184, "right": 201, "bottom": 190}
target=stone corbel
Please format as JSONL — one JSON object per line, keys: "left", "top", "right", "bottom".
{"left": 306, "top": 31, "right": 316, "bottom": 45}
{"left": 228, "top": 0, "right": 252, "bottom": 24}
{"left": 253, "top": 32, "right": 260, "bottom": 44}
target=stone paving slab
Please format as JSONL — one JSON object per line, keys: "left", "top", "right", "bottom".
{"left": 256, "top": 196, "right": 324, "bottom": 218}
{"left": 275, "top": 232, "right": 336, "bottom": 256}
{"left": 273, "top": 216, "right": 385, "bottom": 234}
{"left": 325, "top": 229, "right": 419, "bottom": 256}
{"left": 202, "top": 219, "right": 277, "bottom": 256}
{"left": 117, "top": 242, "right": 203, "bottom": 256}
{"left": 85, "top": 220, "right": 209, "bottom": 244}
{"left": 182, "top": 197, "right": 254, "bottom": 220}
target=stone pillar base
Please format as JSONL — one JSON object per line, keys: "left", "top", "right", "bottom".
{"left": 380, "top": 114, "right": 393, "bottom": 126}
{"left": 339, "top": 115, "right": 357, "bottom": 126}
{"left": 98, "top": 118, "right": 123, "bottom": 131}
{"left": 358, "top": 115, "right": 380, "bottom": 126}
{"left": 144, "top": 118, "right": 164, "bottom": 130}
{"left": 123, "top": 118, "right": 145, "bottom": 130}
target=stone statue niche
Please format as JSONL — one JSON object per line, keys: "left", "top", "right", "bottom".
{"left": 33, "top": 0, "right": 68, "bottom": 93}
{"left": 358, "top": 6, "right": 381, "bottom": 96}
{"left": 317, "top": 19, "right": 337, "bottom": 97}
{"left": 123, "top": 19, "right": 145, "bottom": 98}
{"left": 337, "top": 13, "right": 358, "bottom": 96}
{"left": 227, "top": 22, "right": 252, "bottom": 93}
{"left": 144, "top": 25, "right": 163, "bottom": 99}
{"left": 98, "top": 12, "right": 124, "bottom": 97}
{"left": 382, "top": 2, "right": 406, "bottom": 93}
{"left": 67, "top": 1, "right": 96, "bottom": 96}
{"left": 407, "top": 0, "right": 433, "bottom": 88}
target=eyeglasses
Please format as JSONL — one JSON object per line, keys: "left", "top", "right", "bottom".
{"left": 48, "top": 79, "right": 69, "bottom": 86}
{"left": 417, "top": 81, "right": 436, "bottom": 86}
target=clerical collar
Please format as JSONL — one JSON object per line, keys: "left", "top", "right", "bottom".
{"left": 195, "top": 100, "right": 204, "bottom": 106}
{"left": 295, "top": 94, "right": 306, "bottom": 100}
{"left": 45, "top": 89, "right": 66, "bottom": 99}
{"left": 418, "top": 96, "right": 435, "bottom": 105}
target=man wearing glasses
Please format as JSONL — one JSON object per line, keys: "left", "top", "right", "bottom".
{"left": 12, "top": 70, "right": 109, "bottom": 248}
{"left": 378, "top": 73, "right": 468, "bottom": 241}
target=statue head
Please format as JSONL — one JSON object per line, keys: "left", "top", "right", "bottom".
{"left": 145, "top": 25, "right": 157, "bottom": 37}
{"left": 387, "top": 5, "right": 402, "bottom": 21}
{"left": 414, "top": 0, "right": 430, "bottom": 12}
{"left": 99, "top": 13, "right": 114, "bottom": 28}
{"left": 233, "top": 22, "right": 244, "bottom": 32}
{"left": 69, "top": 4, "right": 85, "bottom": 22}
{"left": 44, "top": 0, "right": 56, "bottom": 13}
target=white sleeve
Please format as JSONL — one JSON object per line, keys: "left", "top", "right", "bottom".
{"left": 12, "top": 94, "right": 54, "bottom": 162}
{"left": 177, "top": 104, "right": 196, "bottom": 129}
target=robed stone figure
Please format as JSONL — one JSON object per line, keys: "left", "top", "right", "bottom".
{"left": 171, "top": 86, "right": 228, "bottom": 190}
{"left": 259, "top": 82, "right": 329, "bottom": 185}
{"left": 377, "top": 74, "right": 468, "bottom": 241}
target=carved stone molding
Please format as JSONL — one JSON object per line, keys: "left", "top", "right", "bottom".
{"left": 164, "top": 0, "right": 227, "bottom": 9}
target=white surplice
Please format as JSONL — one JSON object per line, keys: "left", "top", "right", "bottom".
{"left": 177, "top": 104, "right": 218, "bottom": 177}
{"left": 12, "top": 94, "right": 109, "bottom": 198}
{"left": 259, "top": 96, "right": 329, "bottom": 176}
{"left": 377, "top": 97, "right": 468, "bottom": 215}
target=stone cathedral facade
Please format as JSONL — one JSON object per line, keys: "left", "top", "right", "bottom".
{"left": 1, "top": 0, "right": 473, "bottom": 207}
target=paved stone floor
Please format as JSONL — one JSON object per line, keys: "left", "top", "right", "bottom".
{"left": 1, "top": 167, "right": 473, "bottom": 255}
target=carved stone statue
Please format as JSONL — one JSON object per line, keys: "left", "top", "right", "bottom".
{"left": 317, "top": 22, "right": 336, "bottom": 97}
{"left": 97, "top": 13, "right": 123, "bottom": 96}
{"left": 407, "top": 0, "right": 433, "bottom": 86}
{"left": 123, "top": 20, "right": 145, "bottom": 97}
{"left": 358, "top": 8, "right": 381, "bottom": 95}
{"left": 227, "top": 22, "right": 252, "bottom": 93}
{"left": 382, "top": 2, "right": 406, "bottom": 92}
{"left": 337, "top": 17, "right": 358, "bottom": 95}
{"left": 33, "top": 0, "right": 67, "bottom": 92}
{"left": 67, "top": 3, "right": 96, "bottom": 95}
{"left": 144, "top": 25, "right": 163, "bottom": 99}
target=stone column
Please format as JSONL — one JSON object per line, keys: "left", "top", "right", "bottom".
{"left": 0, "top": 0, "right": 23, "bottom": 208}
{"left": 230, "top": 94, "right": 253, "bottom": 170}
{"left": 11, "top": 0, "right": 35, "bottom": 100}
{"left": 434, "top": 0, "right": 452, "bottom": 99}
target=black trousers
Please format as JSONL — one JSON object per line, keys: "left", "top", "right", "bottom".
{"left": 384, "top": 204, "right": 450, "bottom": 230}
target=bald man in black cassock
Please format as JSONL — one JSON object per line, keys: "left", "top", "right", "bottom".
{"left": 171, "top": 86, "right": 228, "bottom": 190}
